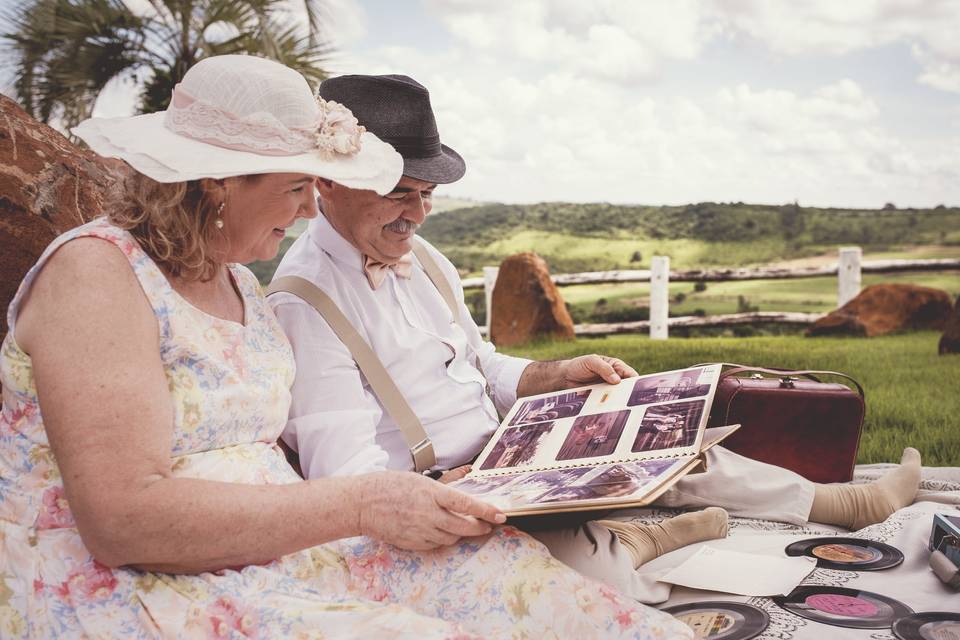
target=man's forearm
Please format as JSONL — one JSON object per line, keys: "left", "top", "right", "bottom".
{"left": 514, "top": 354, "right": 633, "bottom": 399}
{"left": 516, "top": 360, "right": 568, "bottom": 397}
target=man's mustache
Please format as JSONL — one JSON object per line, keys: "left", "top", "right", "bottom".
{"left": 385, "top": 218, "right": 419, "bottom": 234}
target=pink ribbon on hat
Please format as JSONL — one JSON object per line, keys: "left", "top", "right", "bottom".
{"left": 163, "top": 85, "right": 364, "bottom": 157}
{"left": 363, "top": 254, "right": 413, "bottom": 289}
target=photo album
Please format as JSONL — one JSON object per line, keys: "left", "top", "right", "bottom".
{"left": 449, "top": 364, "right": 739, "bottom": 516}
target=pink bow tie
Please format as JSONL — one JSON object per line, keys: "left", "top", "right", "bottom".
{"left": 363, "top": 253, "right": 413, "bottom": 289}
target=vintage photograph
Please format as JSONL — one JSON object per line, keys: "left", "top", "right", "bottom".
{"left": 536, "top": 459, "right": 678, "bottom": 504}
{"left": 493, "top": 467, "right": 596, "bottom": 504}
{"left": 449, "top": 473, "right": 524, "bottom": 497}
{"left": 479, "top": 422, "right": 556, "bottom": 470}
{"left": 555, "top": 410, "right": 630, "bottom": 461}
{"left": 631, "top": 400, "right": 706, "bottom": 453}
{"left": 508, "top": 389, "right": 591, "bottom": 426}
{"left": 627, "top": 368, "right": 711, "bottom": 407}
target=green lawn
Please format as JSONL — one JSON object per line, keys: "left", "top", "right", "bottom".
{"left": 502, "top": 332, "right": 960, "bottom": 467}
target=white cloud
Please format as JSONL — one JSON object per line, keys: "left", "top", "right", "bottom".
{"left": 425, "top": 0, "right": 713, "bottom": 81}
{"left": 712, "top": 0, "right": 960, "bottom": 93}
{"left": 343, "top": 37, "right": 956, "bottom": 206}
{"left": 423, "top": 0, "right": 960, "bottom": 94}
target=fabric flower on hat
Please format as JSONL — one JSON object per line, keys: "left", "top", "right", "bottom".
{"left": 315, "top": 98, "right": 365, "bottom": 156}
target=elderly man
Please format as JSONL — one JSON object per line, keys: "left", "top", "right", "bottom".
{"left": 269, "top": 74, "right": 921, "bottom": 601}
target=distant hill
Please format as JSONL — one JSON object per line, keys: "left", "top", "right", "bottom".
{"left": 247, "top": 201, "right": 960, "bottom": 284}
{"left": 429, "top": 196, "right": 487, "bottom": 213}
{"left": 417, "top": 202, "right": 960, "bottom": 274}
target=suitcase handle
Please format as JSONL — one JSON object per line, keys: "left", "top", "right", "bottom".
{"left": 694, "top": 362, "right": 865, "bottom": 398}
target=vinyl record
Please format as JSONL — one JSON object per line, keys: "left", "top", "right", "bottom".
{"left": 661, "top": 601, "right": 769, "bottom": 640}
{"left": 773, "top": 585, "right": 914, "bottom": 629}
{"left": 892, "top": 612, "right": 960, "bottom": 640}
{"left": 785, "top": 536, "right": 904, "bottom": 571}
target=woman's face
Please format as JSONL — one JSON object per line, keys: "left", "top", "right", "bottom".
{"left": 215, "top": 173, "right": 319, "bottom": 263}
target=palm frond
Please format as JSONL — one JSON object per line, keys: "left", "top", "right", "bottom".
{"left": 4, "top": 0, "right": 150, "bottom": 127}
{"left": 4, "top": 0, "right": 336, "bottom": 133}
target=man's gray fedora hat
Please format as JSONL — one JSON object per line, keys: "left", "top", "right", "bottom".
{"left": 318, "top": 74, "right": 466, "bottom": 185}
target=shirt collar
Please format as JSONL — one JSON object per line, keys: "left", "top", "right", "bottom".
{"left": 307, "top": 209, "right": 365, "bottom": 272}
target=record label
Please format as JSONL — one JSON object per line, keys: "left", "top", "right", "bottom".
{"left": 774, "top": 586, "right": 913, "bottom": 629}
{"left": 662, "top": 602, "right": 769, "bottom": 640}
{"left": 675, "top": 611, "right": 737, "bottom": 636}
{"left": 811, "top": 543, "right": 881, "bottom": 564}
{"left": 785, "top": 536, "right": 904, "bottom": 571}
{"left": 892, "top": 612, "right": 960, "bottom": 640}
{"left": 920, "top": 622, "right": 960, "bottom": 640}
{"left": 805, "top": 594, "right": 878, "bottom": 617}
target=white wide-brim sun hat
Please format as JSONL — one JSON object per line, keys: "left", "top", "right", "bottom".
{"left": 72, "top": 55, "right": 403, "bottom": 195}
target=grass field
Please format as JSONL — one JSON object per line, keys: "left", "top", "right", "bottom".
{"left": 480, "top": 230, "right": 960, "bottom": 269}
{"left": 502, "top": 332, "right": 960, "bottom": 467}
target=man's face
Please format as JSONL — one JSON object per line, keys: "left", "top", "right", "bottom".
{"left": 317, "top": 175, "right": 437, "bottom": 263}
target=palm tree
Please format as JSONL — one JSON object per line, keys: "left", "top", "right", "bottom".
{"left": 2, "top": 0, "right": 334, "bottom": 131}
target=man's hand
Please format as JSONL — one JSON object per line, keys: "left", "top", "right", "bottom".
{"left": 517, "top": 354, "right": 639, "bottom": 397}
{"left": 558, "top": 354, "right": 639, "bottom": 387}
{"left": 356, "top": 471, "right": 505, "bottom": 550}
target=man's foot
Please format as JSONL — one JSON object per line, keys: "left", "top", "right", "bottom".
{"left": 810, "top": 447, "right": 921, "bottom": 530}
{"left": 597, "top": 507, "right": 729, "bottom": 569}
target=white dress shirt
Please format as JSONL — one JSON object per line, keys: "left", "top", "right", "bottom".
{"left": 270, "top": 214, "right": 532, "bottom": 478}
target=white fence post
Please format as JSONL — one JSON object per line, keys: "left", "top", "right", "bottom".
{"left": 838, "top": 247, "right": 862, "bottom": 308}
{"left": 650, "top": 256, "right": 669, "bottom": 340}
{"left": 483, "top": 266, "right": 500, "bottom": 335}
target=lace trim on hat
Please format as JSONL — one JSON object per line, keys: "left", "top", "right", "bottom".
{"left": 164, "top": 85, "right": 365, "bottom": 158}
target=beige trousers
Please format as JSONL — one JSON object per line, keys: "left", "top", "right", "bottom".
{"left": 522, "top": 446, "right": 816, "bottom": 603}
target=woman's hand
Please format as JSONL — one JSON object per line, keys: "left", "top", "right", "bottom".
{"left": 437, "top": 465, "right": 472, "bottom": 484}
{"left": 357, "top": 471, "right": 505, "bottom": 550}
{"left": 558, "top": 354, "right": 638, "bottom": 387}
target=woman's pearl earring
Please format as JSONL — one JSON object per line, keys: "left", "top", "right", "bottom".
{"left": 215, "top": 202, "right": 225, "bottom": 229}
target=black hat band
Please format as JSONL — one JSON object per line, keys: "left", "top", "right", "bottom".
{"left": 384, "top": 134, "right": 442, "bottom": 159}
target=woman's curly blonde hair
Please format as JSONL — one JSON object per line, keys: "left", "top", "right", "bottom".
{"left": 107, "top": 171, "right": 240, "bottom": 282}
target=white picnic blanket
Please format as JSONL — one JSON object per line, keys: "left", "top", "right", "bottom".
{"left": 631, "top": 464, "right": 960, "bottom": 639}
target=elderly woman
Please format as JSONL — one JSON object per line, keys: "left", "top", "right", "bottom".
{"left": 0, "top": 55, "right": 693, "bottom": 638}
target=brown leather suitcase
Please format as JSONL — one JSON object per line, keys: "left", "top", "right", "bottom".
{"left": 705, "top": 365, "right": 865, "bottom": 483}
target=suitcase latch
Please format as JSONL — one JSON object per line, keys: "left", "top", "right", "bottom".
{"left": 779, "top": 376, "right": 798, "bottom": 388}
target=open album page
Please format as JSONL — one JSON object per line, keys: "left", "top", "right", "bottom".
{"left": 469, "top": 365, "right": 721, "bottom": 479}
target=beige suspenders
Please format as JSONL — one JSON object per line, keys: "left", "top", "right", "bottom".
{"left": 410, "top": 242, "right": 460, "bottom": 325}
{"left": 266, "top": 239, "right": 464, "bottom": 473}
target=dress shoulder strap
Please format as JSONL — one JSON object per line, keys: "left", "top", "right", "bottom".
{"left": 6, "top": 218, "right": 171, "bottom": 337}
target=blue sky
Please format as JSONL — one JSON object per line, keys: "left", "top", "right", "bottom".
{"left": 87, "top": 0, "right": 960, "bottom": 207}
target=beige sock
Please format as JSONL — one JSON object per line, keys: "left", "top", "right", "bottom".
{"left": 597, "top": 507, "right": 729, "bottom": 569}
{"left": 809, "top": 447, "right": 921, "bottom": 530}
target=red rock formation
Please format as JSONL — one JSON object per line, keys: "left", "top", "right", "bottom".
{"left": 489, "top": 252, "right": 575, "bottom": 347}
{"left": 939, "top": 295, "right": 960, "bottom": 355}
{"left": 0, "top": 95, "right": 124, "bottom": 346}
{"left": 807, "top": 283, "right": 953, "bottom": 337}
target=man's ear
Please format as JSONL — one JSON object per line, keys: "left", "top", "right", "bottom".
{"left": 315, "top": 177, "right": 336, "bottom": 196}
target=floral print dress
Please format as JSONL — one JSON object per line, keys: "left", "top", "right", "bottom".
{"left": 0, "top": 218, "right": 691, "bottom": 639}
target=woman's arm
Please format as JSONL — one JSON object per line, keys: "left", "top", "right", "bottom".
{"left": 16, "top": 239, "right": 502, "bottom": 574}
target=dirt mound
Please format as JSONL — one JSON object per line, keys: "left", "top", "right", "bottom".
{"left": 807, "top": 283, "right": 952, "bottom": 337}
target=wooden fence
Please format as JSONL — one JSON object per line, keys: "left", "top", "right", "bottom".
{"left": 463, "top": 247, "right": 960, "bottom": 340}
